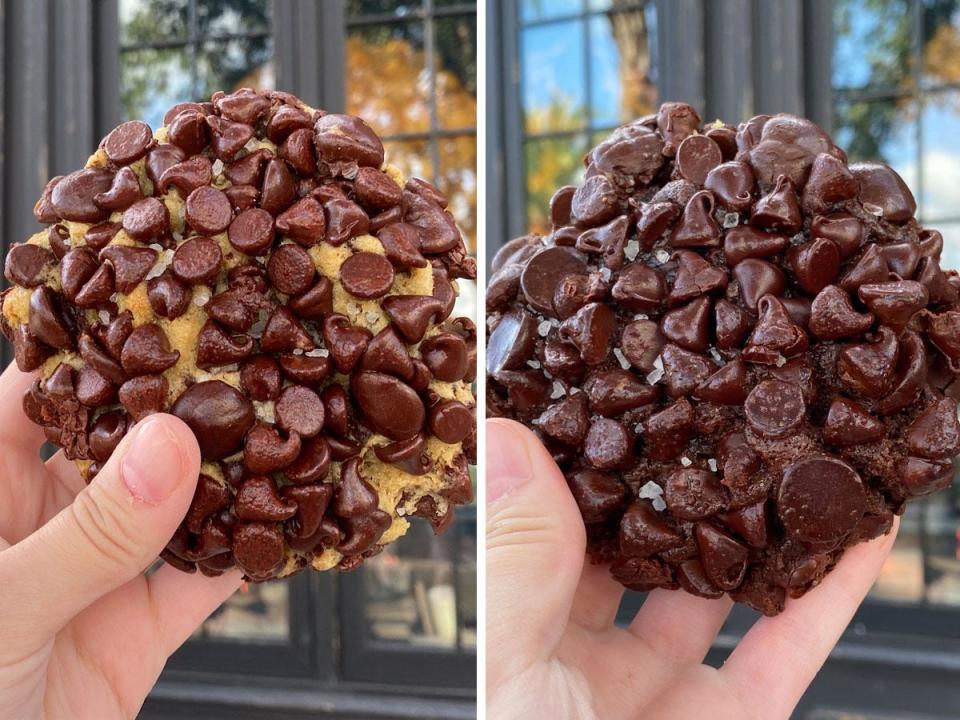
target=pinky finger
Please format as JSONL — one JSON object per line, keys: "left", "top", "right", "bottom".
{"left": 721, "top": 519, "right": 898, "bottom": 719}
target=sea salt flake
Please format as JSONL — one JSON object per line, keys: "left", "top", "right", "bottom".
{"left": 775, "top": 354, "right": 788, "bottom": 367}
{"left": 864, "top": 202, "right": 884, "bottom": 217}
{"left": 790, "top": 232, "right": 806, "bottom": 245}
{"left": 680, "top": 456, "right": 692, "bottom": 467}
{"left": 652, "top": 497, "right": 667, "bottom": 511}
{"left": 526, "top": 359, "right": 541, "bottom": 369}
{"left": 569, "top": 386, "right": 581, "bottom": 394}
{"left": 625, "top": 239, "right": 641, "bottom": 261}
{"left": 97, "top": 310, "right": 111, "bottom": 324}
{"left": 193, "top": 286, "right": 212, "bottom": 306}
{"left": 645, "top": 354, "right": 665, "bottom": 384}
{"left": 212, "top": 159, "right": 224, "bottom": 176}
{"left": 550, "top": 381, "right": 566, "bottom": 399}
{"left": 537, "top": 320, "right": 552, "bottom": 337}
{"left": 292, "top": 348, "right": 305, "bottom": 356}
{"left": 639, "top": 481, "right": 665, "bottom": 511}
{"left": 249, "top": 310, "right": 269, "bottom": 339}
{"left": 654, "top": 249, "right": 671, "bottom": 264}
{"left": 723, "top": 212, "right": 740, "bottom": 228}
{"left": 306, "top": 347, "right": 329, "bottom": 358}
{"left": 254, "top": 401, "right": 275, "bottom": 423}
{"left": 600, "top": 267, "right": 613, "bottom": 281}
{"left": 365, "top": 311, "right": 381, "bottom": 324}
{"left": 613, "top": 348, "right": 630, "bottom": 369}
{"left": 708, "top": 458, "right": 718, "bottom": 472}
{"left": 634, "top": 313, "right": 649, "bottom": 320}
{"left": 708, "top": 347, "right": 724, "bottom": 364}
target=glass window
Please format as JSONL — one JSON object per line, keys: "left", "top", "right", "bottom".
{"left": 518, "top": 1, "right": 657, "bottom": 233}
{"left": 343, "top": 0, "right": 477, "bottom": 676}
{"left": 346, "top": 1, "right": 477, "bottom": 251}
{"left": 118, "top": 0, "right": 274, "bottom": 129}
{"left": 833, "top": 0, "right": 960, "bottom": 611}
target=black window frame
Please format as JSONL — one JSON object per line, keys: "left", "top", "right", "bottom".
{"left": 490, "top": 0, "right": 960, "bottom": 716}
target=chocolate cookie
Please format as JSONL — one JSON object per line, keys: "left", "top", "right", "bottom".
{"left": 2, "top": 88, "right": 477, "bottom": 581}
{"left": 486, "top": 102, "right": 960, "bottom": 615}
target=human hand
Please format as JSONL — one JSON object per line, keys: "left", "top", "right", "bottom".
{"left": 486, "top": 418, "right": 898, "bottom": 720}
{"left": 0, "top": 364, "right": 241, "bottom": 720}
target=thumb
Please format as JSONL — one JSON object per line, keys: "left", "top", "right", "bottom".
{"left": 0, "top": 413, "right": 201, "bottom": 647}
{"left": 486, "top": 418, "right": 586, "bottom": 685}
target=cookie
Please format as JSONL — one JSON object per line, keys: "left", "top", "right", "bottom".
{"left": 2, "top": 88, "right": 477, "bottom": 581}
{"left": 486, "top": 102, "right": 960, "bottom": 615}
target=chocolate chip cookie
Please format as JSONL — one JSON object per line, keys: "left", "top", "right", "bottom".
{"left": 3, "top": 88, "right": 477, "bottom": 581}
{"left": 487, "top": 102, "right": 960, "bottom": 615}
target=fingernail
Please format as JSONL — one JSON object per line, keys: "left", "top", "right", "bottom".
{"left": 485, "top": 419, "right": 533, "bottom": 503}
{"left": 121, "top": 417, "right": 185, "bottom": 504}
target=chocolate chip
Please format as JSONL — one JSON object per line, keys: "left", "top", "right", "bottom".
{"left": 275, "top": 385, "right": 325, "bottom": 438}
{"left": 207, "top": 115, "right": 254, "bottom": 160}
{"left": 568, "top": 470, "right": 627, "bottom": 524}
{"left": 694, "top": 357, "right": 748, "bottom": 405}
{"left": 905, "top": 397, "right": 960, "bottom": 460}
{"left": 487, "top": 310, "right": 536, "bottom": 373}
{"left": 168, "top": 109, "right": 209, "bottom": 155}
{"left": 119, "top": 374, "right": 168, "bottom": 421}
{"left": 51, "top": 168, "right": 115, "bottom": 222}
{"left": 704, "top": 161, "right": 755, "bottom": 211}
{"left": 559, "top": 302, "right": 616, "bottom": 365}
{"left": 284, "top": 437, "right": 332, "bottom": 484}
{"left": 99, "top": 245, "right": 158, "bottom": 292}
{"left": 103, "top": 120, "right": 153, "bottom": 165}
{"left": 266, "top": 105, "right": 313, "bottom": 143}
{"left": 11, "top": 325, "right": 50, "bottom": 372}
{"left": 377, "top": 223, "right": 428, "bottom": 270}
{"left": 232, "top": 521, "right": 285, "bottom": 580}
{"left": 661, "top": 296, "right": 711, "bottom": 353}
{"left": 171, "top": 380, "right": 255, "bottom": 459}
{"left": 235, "top": 475, "right": 297, "bottom": 521}
{"left": 324, "top": 197, "right": 370, "bottom": 245}
{"left": 734, "top": 258, "right": 786, "bottom": 312}
{"left": 34, "top": 176, "right": 64, "bottom": 223}
{"left": 228, "top": 207, "right": 275, "bottom": 255}
{"left": 159, "top": 155, "right": 213, "bottom": 195}
{"left": 289, "top": 277, "right": 334, "bottom": 320}
{"left": 276, "top": 197, "right": 326, "bottom": 245}
{"left": 850, "top": 161, "right": 916, "bottom": 222}
{"left": 822, "top": 398, "right": 885, "bottom": 446}
{"left": 29, "top": 286, "right": 73, "bottom": 349}
{"left": 665, "top": 468, "right": 726, "bottom": 520}
{"left": 658, "top": 102, "right": 701, "bottom": 155}
{"left": 742, "top": 296, "right": 808, "bottom": 364}
{"left": 260, "top": 158, "right": 297, "bottom": 215}
{"left": 837, "top": 325, "right": 899, "bottom": 398}
{"left": 244, "top": 423, "right": 301, "bottom": 474}
{"left": 676, "top": 134, "right": 723, "bottom": 184}
{"left": 695, "top": 523, "right": 748, "bottom": 591}
{"left": 584, "top": 417, "right": 633, "bottom": 470}
{"left": 172, "top": 236, "right": 223, "bottom": 285}
{"left": 89, "top": 411, "right": 128, "bottom": 462}
{"left": 789, "top": 238, "right": 840, "bottom": 295}
{"left": 778, "top": 455, "right": 866, "bottom": 546}
{"left": 240, "top": 356, "right": 282, "bottom": 401}
{"left": 206, "top": 289, "right": 256, "bottom": 331}
{"left": 186, "top": 186, "right": 233, "bottom": 235}
{"left": 536, "top": 394, "right": 589, "bottom": 446}
{"left": 79, "top": 333, "right": 126, "bottom": 385}
{"left": 196, "top": 319, "right": 254, "bottom": 367}
{"left": 75, "top": 365, "right": 116, "bottom": 407}
{"left": 314, "top": 114, "right": 385, "bottom": 167}
{"left": 670, "top": 191, "right": 721, "bottom": 248}
{"left": 84, "top": 221, "right": 121, "bottom": 251}
{"left": 382, "top": 295, "right": 444, "bottom": 343}
{"left": 6, "top": 243, "right": 55, "bottom": 287}
{"left": 744, "top": 379, "right": 805, "bottom": 438}
{"left": 723, "top": 226, "right": 787, "bottom": 266}
{"left": 751, "top": 175, "right": 802, "bottom": 233}
{"left": 280, "top": 128, "right": 318, "bottom": 176}
{"left": 611, "top": 263, "right": 666, "bottom": 312}
{"left": 428, "top": 399, "right": 474, "bottom": 444}
{"left": 121, "top": 323, "right": 180, "bottom": 375}
{"left": 420, "top": 333, "right": 468, "bottom": 382}
{"left": 340, "top": 251, "right": 395, "bottom": 299}
{"left": 361, "top": 325, "right": 414, "bottom": 380}
{"left": 216, "top": 89, "right": 271, "bottom": 124}
{"left": 321, "top": 314, "right": 371, "bottom": 372}
{"left": 857, "top": 280, "right": 929, "bottom": 327}
{"left": 146, "top": 144, "right": 186, "bottom": 186}
{"left": 351, "top": 371, "right": 425, "bottom": 440}
{"left": 619, "top": 319, "right": 665, "bottom": 372}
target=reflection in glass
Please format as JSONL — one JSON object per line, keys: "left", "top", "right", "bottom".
{"left": 120, "top": 0, "right": 189, "bottom": 45}
{"left": 521, "top": 0, "right": 582, "bottom": 23}
{"left": 347, "top": 22, "right": 430, "bottom": 135}
{"left": 833, "top": 98, "right": 918, "bottom": 195}
{"left": 924, "top": 477, "right": 960, "bottom": 606}
{"left": 120, "top": 48, "right": 193, "bottom": 129}
{"left": 346, "top": 0, "right": 423, "bottom": 16}
{"left": 201, "top": 581, "right": 291, "bottom": 641}
{"left": 524, "top": 134, "right": 588, "bottom": 233}
{"left": 832, "top": 0, "right": 913, "bottom": 91}
{"left": 384, "top": 139, "right": 433, "bottom": 187}
{"left": 197, "top": 37, "right": 275, "bottom": 99}
{"left": 521, "top": 21, "right": 587, "bottom": 134}
{"left": 199, "top": 0, "right": 271, "bottom": 36}
{"left": 920, "top": 94, "right": 960, "bottom": 220}
{"left": 439, "top": 135, "right": 478, "bottom": 249}
{"left": 922, "top": 2, "right": 960, "bottom": 88}
{"left": 934, "top": 221, "right": 960, "bottom": 272}
{"left": 435, "top": 15, "right": 479, "bottom": 126}
{"left": 588, "top": 9, "right": 657, "bottom": 127}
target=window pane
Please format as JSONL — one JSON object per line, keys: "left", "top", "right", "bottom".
{"left": 456, "top": 504, "right": 477, "bottom": 649}
{"left": 589, "top": 8, "right": 657, "bottom": 127}
{"left": 832, "top": 0, "right": 914, "bottom": 92}
{"left": 922, "top": 2, "right": 960, "bottom": 88}
{"left": 521, "top": 21, "right": 587, "bottom": 134}
{"left": 869, "top": 503, "right": 925, "bottom": 603}
{"left": 833, "top": 98, "right": 918, "bottom": 196}
{"left": 924, "top": 481, "right": 960, "bottom": 606}
{"left": 199, "top": 0, "right": 271, "bottom": 36}
{"left": 436, "top": 15, "right": 478, "bottom": 128}
{"left": 197, "top": 37, "right": 275, "bottom": 102}
{"left": 120, "top": 48, "right": 193, "bottom": 128}
{"left": 384, "top": 138, "right": 433, "bottom": 186}
{"left": 520, "top": 0, "right": 582, "bottom": 23}
{"left": 363, "top": 520, "right": 460, "bottom": 648}
{"left": 346, "top": 0, "right": 423, "bottom": 16}
{"left": 201, "top": 582, "right": 291, "bottom": 641}
{"left": 438, "top": 134, "right": 477, "bottom": 250}
{"left": 920, "top": 92, "right": 960, "bottom": 221}
{"left": 524, "top": 134, "right": 588, "bottom": 233}
{"left": 120, "top": 0, "right": 189, "bottom": 45}
{"left": 347, "top": 22, "right": 431, "bottom": 135}
{"left": 933, "top": 221, "right": 960, "bottom": 281}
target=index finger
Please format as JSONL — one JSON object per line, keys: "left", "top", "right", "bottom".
{"left": 720, "top": 519, "right": 899, "bottom": 718}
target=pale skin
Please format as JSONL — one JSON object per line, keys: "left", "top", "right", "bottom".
{"left": 0, "top": 364, "right": 241, "bottom": 720}
{"left": 486, "top": 418, "right": 899, "bottom": 720}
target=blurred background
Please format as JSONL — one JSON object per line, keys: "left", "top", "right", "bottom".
{"left": 0, "top": 1, "right": 476, "bottom": 719}
{"left": 487, "top": 0, "right": 960, "bottom": 717}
